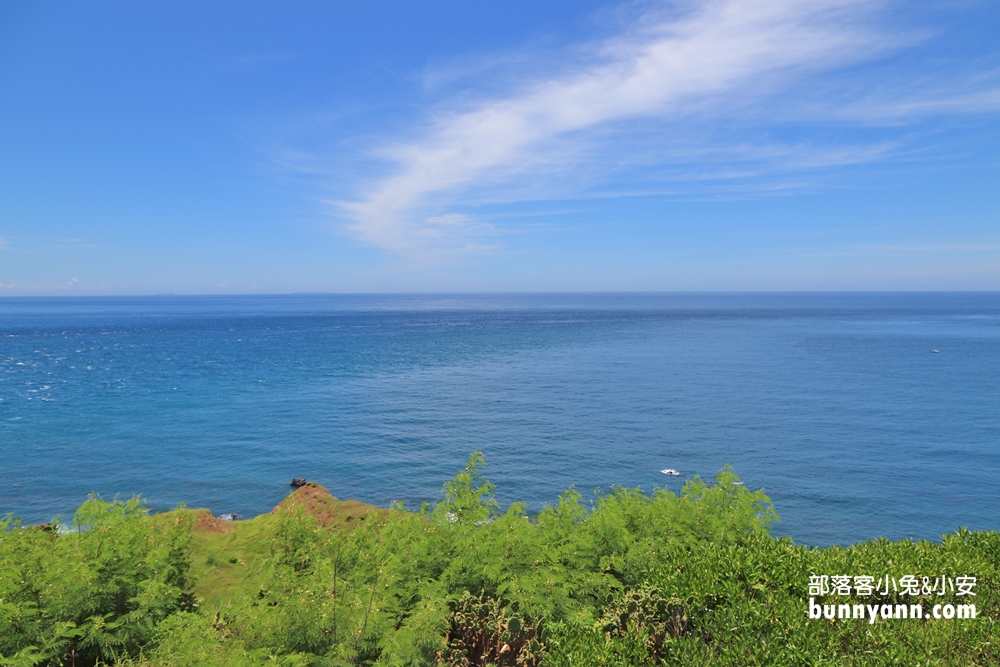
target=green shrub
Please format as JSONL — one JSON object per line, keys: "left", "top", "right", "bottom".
{"left": 1, "top": 454, "right": 996, "bottom": 666}
{"left": 0, "top": 494, "right": 194, "bottom": 666}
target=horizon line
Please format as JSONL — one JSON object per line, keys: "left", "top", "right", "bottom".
{"left": 2, "top": 289, "right": 1000, "bottom": 299}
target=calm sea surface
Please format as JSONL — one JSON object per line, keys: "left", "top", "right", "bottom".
{"left": 1, "top": 293, "right": 997, "bottom": 545}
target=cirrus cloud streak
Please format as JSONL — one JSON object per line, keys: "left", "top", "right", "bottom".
{"left": 336, "top": 0, "right": 995, "bottom": 256}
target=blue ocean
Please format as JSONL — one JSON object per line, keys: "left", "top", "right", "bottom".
{"left": 1, "top": 293, "right": 997, "bottom": 545}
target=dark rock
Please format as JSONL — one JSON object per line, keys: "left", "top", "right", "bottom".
{"left": 290, "top": 477, "right": 307, "bottom": 488}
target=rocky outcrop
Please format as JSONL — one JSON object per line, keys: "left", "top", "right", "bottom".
{"left": 192, "top": 509, "right": 236, "bottom": 533}
{"left": 271, "top": 481, "right": 382, "bottom": 528}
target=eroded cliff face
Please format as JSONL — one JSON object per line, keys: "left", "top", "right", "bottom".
{"left": 192, "top": 509, "right": 236, "bottom": 534}
{"left": 270, "top": 481, "right": 383, "bottom": 528}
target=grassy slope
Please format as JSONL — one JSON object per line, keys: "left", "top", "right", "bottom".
{"left": 5, "top": 468, "right": 994, "bottom": 666}
{"left": 182, "top": 483, "right": 379, "bottom": 608}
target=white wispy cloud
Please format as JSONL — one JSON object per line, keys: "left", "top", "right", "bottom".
{"left": 336, "top": 0, "right": 997, "bottom": 255}
{"left": 830, "top": 87, "right": 1000, "bottom": 123}
{"left": 0, "top": 236, "right": 10, "bottom": 250}
{"left": 0, "top": 277, "right": 108, "bottom": 293}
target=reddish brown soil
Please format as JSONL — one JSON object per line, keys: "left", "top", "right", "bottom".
{"left": 193, "top": 509, "right": 236, "bottom": 534}
{"left": 271, "top": 481, "right": 381, "bottom": 528}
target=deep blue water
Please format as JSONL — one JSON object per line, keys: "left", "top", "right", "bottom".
{"left": 1, "top": 293, "right": 998, "bottom": 545}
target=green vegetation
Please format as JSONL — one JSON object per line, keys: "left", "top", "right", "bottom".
{"left": 2, "top": 454, "right": 997, "bottom": 666}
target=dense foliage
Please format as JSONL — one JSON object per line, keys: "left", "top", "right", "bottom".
{"left": 2, "top": 454, "right": 997, "bottom": 666}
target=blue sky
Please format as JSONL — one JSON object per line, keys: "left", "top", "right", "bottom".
{"left": 1, "top": 0, "right": 998, "bottom": 293}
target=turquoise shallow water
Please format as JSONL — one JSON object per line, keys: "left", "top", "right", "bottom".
{"left": 1, "top": 293, "right": 997, "bottom": 545}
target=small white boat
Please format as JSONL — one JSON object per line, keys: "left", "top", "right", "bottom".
{"left": 660, "top": 469, "right": 680, "bottom": 476}
{"left": 930, "top": 349, "right": 939, "bottom": 353}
